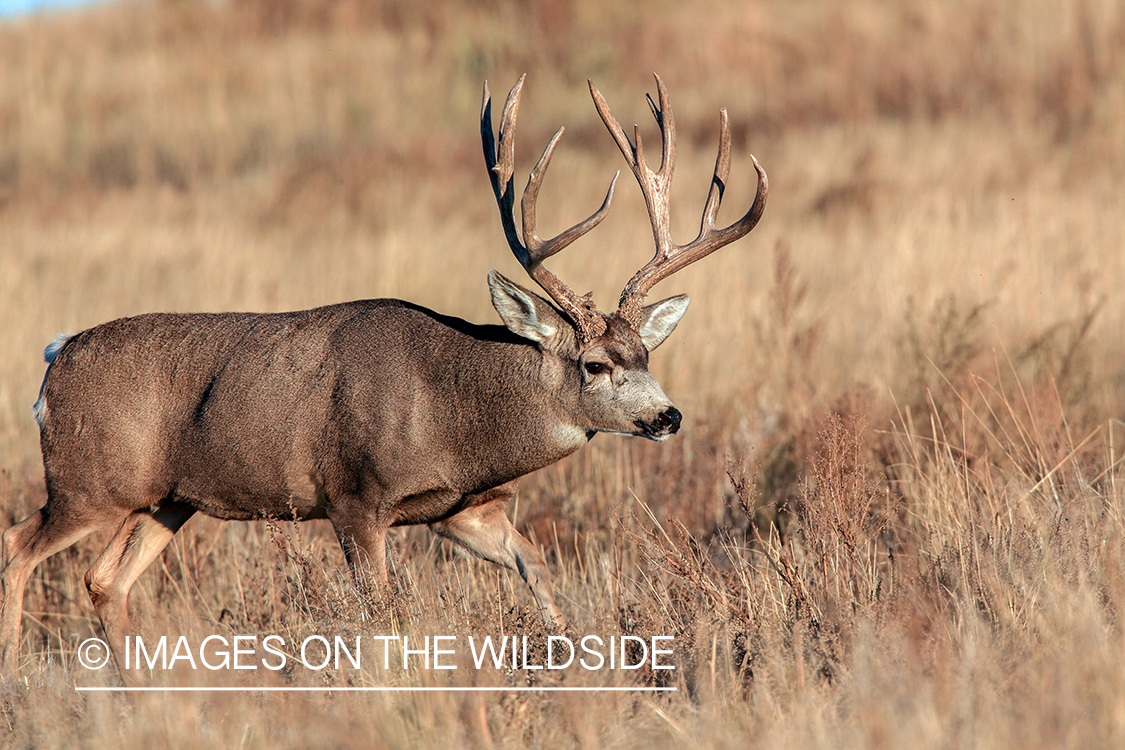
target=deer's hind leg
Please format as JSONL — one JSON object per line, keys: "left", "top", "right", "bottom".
{"left": 1, "top": 501, "right": 125, "bottom": 676}
{"left": 83, "top": 500, "right": 196, "bottom": 678}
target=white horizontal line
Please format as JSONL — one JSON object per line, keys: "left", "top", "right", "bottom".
{"left": 75, "top": 685, "right": 677, "bottom": 693}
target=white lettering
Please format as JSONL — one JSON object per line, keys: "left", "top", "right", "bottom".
{"left": 200, "top": 635, "right": 230, "bottom": 670}
{"left": 168, "top": 636, "right": 198, "bottom": 670}
{"left": 433, "top": 636, "right": 457, "bottom": 670}
{"left": 262, "top": 635, "right": 287, "bottom": 670}
{"left": 579, "top": 635, "right": 605, "bottom": 670}
{"left": 468, "top": 636, "right": 507, "bottom": 670}
{"left": 547, "top": 636, "right": 574, "bottom": 669}
{"left": 651, "top": 636, "right": 674, "bottom": 670}
{"left": 300, "top": 635, "right": 331, "bottom": 670}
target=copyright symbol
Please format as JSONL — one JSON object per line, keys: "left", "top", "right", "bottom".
{"left": 77, "top": 638, "right": 111, "bottom": 670}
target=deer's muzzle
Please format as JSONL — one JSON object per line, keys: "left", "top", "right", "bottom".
{"left": 636, "top": 406, "right": 682, "bottom": 441}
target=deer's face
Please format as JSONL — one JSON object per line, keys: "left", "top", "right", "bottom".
{"left": 575, "top": 316, "right": 682, "bottom": 442}
{"left": 489, "top": 271, "right": 689, "bottom": 443}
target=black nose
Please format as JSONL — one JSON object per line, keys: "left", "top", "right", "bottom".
{"left": 654, "top": 407, "right": 682, "bottom": 433}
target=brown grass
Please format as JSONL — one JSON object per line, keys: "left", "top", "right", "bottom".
{"left": 2, "top": 0, "right": 1124, "bottom": 747}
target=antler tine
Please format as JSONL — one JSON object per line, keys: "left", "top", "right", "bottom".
{"left": 589, "top": 75, "right": 676, "bottom": 259}
{"left": 481, "top": 76, "right": 618, "bottom": 341}
{"left": 590, "top": 74, "right": 768, "bottom": 328}
{"left": 481, "top": 77, "right": 524, "bottom": 263}
{"left": 645, "top": 76, "right": 676, "bottom": 181}
{"left": 628, "top": 110, "right": 768, "bottom": 298}
{"left": 522, "top": 128, "right": 619, "bottom": 267}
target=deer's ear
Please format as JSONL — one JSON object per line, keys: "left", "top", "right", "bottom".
{"left": 488, "top": 271, "right": 569, "bottom": 346}
{"left": 636, "top": 294, "right": 689, "bottom": 351}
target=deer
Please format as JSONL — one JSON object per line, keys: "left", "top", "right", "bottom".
{"left": 0, "top": 74, "right": 766, "bottom": 677}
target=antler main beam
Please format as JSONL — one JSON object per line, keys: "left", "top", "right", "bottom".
{"left": 482, "top": 75, "right": 618, "bottom": 342}
{"left": 589, "top": 74, "right": 768, "bottom": 329}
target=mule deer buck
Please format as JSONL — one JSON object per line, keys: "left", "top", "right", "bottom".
{"left": 0, "top": 74, "right": 766, "bottom": 676}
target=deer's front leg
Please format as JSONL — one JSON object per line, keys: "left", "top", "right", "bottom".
{"left": 329, "top": 502, "right": 388, "bottom": 595}
{"left": 430, "top": 483, "right": 564, "bottom": 628}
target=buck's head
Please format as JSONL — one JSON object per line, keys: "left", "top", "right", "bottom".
{"left": 481, "top": 74, "right": 767, "bottom": 442}
{"left": 487, "top": 270, "right": 687, "bottom": 441}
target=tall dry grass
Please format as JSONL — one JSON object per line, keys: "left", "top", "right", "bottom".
{"left": 2, "top": 0, "right": 1124, "bottom": 747}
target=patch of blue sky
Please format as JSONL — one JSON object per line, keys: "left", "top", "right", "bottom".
{"left": 0, "top": 0, "right": 104, "bottom": 16}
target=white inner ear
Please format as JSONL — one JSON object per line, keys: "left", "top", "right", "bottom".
{"left": 489, "top": 271, "right": 558, "bottom": 345}
{"left": 637, "top": 294, "right": 689, "bottom": 351}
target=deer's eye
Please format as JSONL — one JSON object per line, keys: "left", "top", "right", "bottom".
{"left": 584, "top": 362, "right": 608, "bottom": 376}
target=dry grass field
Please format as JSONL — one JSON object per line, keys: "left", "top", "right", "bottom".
{"left": 2, "top": 0, "right": 1124, "bottom": 747}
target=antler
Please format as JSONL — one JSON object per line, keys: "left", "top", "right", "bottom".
{"left": 588, "top": 74, "right": 768, "bottom": 329}
{"left": 482, "top": 75, "right": 619, "bottom": 342}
